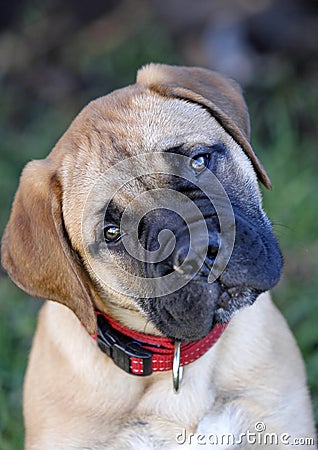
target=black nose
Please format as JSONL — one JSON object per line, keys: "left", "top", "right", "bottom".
{"left": 206, "top": 232, "right": 220, "bottom": 266}
{"left": 173, "top": 245, "right": 203, "bottom": 275}
{"left": 155, "top": 232, "right": 220, "bottom": 278}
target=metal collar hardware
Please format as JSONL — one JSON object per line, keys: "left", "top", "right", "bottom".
{"left": 172, "top": 341, "right": 183, "bottom": 393}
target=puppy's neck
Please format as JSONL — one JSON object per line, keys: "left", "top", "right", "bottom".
{"left": 100, "top": 302, "right": 162, "bottom": 336}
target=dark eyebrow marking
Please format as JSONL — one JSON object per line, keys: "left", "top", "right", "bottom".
{"left": 104, "top": 201, "right": 123, "bottom": 222}
{"left": 94, "top": 200, "right": 122, "bottom": 222}
{"left": 162, "top": 144, "right": 185, "bottom": 154}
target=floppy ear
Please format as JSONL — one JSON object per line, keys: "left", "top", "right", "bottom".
{"left": 1, "top": 159, "right": 97, "bottom": 335}
{"left": 137, "top": 63, "right": 271, "bottom": 189}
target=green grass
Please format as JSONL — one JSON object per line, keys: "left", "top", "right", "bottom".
{"left": 0, "top": 280, "right": 39, "bottom": 449}
{"left": 249, "top": 80, "right": 318, "bottom": 420}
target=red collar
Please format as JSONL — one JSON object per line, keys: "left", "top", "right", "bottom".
{"left": 93, "top": 311, "right": 228, "bottom": 379}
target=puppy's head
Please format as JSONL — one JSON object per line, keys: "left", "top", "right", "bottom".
{"left": 1, "top": 64, "right": 282, "bottom": 341}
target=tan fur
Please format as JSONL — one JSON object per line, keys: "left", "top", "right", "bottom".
{"left": 1, "top": 64, "right": 316, "bottom": 449}
{"left": 23, "top": 294, "right": 315, "bottom": 449}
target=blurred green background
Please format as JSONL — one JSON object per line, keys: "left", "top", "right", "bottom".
{"left": 0, "top": 1, "right": 317, "bottom": 448}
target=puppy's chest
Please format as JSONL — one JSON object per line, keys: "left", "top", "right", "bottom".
{"left": 93, "top": 405, "right": 238, "bottom": 450}
{"left": 94, "top": 367, "right": 234, "bottom": 449}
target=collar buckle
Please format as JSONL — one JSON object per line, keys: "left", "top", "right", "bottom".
{"left": 96, "top": 314, "right": 153, "bottom": 376}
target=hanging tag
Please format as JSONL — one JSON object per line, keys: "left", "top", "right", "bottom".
{"left": 172, "top": 341, "right": 183, "bottom": 392}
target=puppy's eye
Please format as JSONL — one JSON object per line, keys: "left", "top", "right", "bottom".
{"left": 190, "top": 154, "right": 210, "bottom": 172}
{"left": 104, "top": 225, "right": 121, "bottom": 243}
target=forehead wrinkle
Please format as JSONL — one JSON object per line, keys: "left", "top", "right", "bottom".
{"left": 128, "top": 95, "right": 215, "bottom": 153}
{"left": 112, "top": 175, "right": 162, "bottom": 213}
{"left": 95, "top": 92, "right": 218, "bottom": 157}
{"left": 75, "top": 91, "right": 228, "bottom": 178}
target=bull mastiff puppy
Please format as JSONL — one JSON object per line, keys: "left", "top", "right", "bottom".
{"left": 1, "top": 64, "right": 316, "bottom": 449}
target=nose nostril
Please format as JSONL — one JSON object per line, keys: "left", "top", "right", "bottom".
{"left": 172, "top": 244, "right": 202, "bottom": 276}
{"left": 154, "top": 231, "right": 221, "bottom": 278}
{"left": 207, "top": 243, "right": 219, "bottom": 259}
{"left": 173, "top": 257, "right": 202, "bottom": 277}
{"left": 207, "top": 233, "right": 220, "bottom": 264}
{"left": 173, "top": 245, "right": 188, "bottom": 269}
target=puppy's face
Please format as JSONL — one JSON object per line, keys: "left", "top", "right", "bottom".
{"left": 1, "top": 65, "right": 282, "bottom": 340}
{"left": 63, "top": 89, "right": 282, "bottom": 342}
